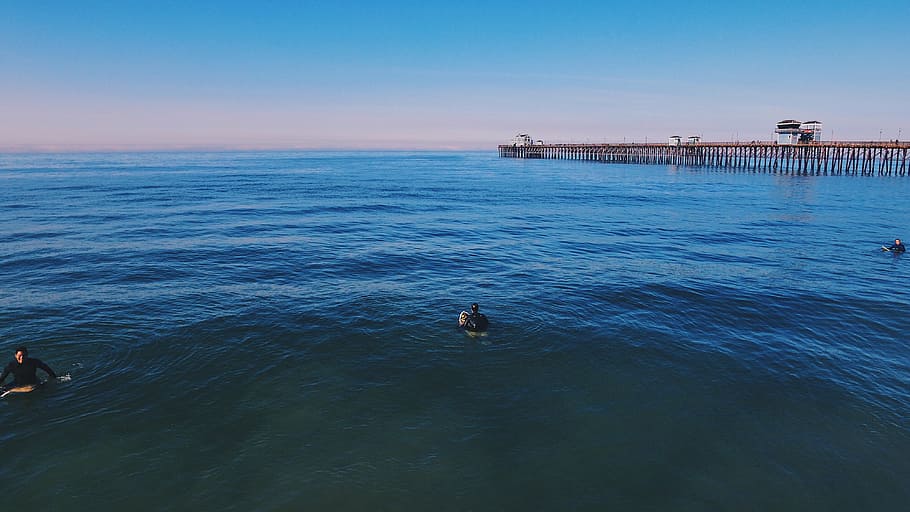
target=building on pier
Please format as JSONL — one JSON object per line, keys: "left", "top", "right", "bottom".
{"left": 668, "top": 135, "right": 682, "bottom": 146}
{"left": 510, "top": 133, "right": 534, "bottom": 146}
{"left": 776, "top": 120, "right": 803, "bottom": 145}
{"left": 801, "top": 121, "right": 823, "bottom": 142}
{"left": 776, "top": 119, "right": 823, "bottom": 144}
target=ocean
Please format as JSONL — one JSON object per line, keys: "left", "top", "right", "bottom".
{"left": 1, "top": 151, "right": 908, "bottom": 510}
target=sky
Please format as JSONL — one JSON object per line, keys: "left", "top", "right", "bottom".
{"left": 1, "top": 0, "right": 908, "bottom": 151}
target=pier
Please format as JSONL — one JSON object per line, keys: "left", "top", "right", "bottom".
{"left": 499, "top": 142, "right": 910, "bottom": 176}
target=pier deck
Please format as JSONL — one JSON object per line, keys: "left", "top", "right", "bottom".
{"left": 499, "top": 142, "right": 910, "bottom": 175}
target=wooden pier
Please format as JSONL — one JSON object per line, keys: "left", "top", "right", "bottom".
{"left": 499, "top": 142, "right": 910, "bottom": 176}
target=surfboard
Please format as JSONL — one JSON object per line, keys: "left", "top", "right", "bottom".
{"left": 458, "top": 310, "right": 470, "bottom": 328}
{"left": 882, "top": 245, "right": 892, "bottom": 252}
{"left": 0, "top": 385, "right": 37, "bottom": 398}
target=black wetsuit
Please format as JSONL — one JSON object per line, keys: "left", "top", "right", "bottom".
{"left": 889, "top": 243, "right": 906, "bottom": 253}
{"left": 0, "top": 358, "right": 56, "bottom": 387}
{"left": 463, "top": 312, "right": 489, "bottom": 332}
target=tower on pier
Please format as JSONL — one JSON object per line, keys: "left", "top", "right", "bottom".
{"left": 776, "top": 120, "right": 802, "bottom": 145}
{"left": 510, "top": 133, "right": 533, "bottom": 146}
{"left": 776, "top": 119, "right": 823, "bottom": 144}
{"left": 801, "top": 121, "right": 823, "bottom": 142}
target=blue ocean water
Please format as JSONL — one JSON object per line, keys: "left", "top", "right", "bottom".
{"left": 1, "top": 151, "right": 908, "bottom": 510}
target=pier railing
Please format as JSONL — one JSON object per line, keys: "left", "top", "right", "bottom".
{"left": 498, "top": 142, "right": 910, "bottom": 175}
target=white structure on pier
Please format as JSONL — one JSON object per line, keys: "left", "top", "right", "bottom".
{"left": 776, "top": 119, "right": 823, "bottom": 144}
{"left": 776, "top": 120, "right": 802, "bottom": 145}
{"left": 668, "top": 135, "right": 682, "bottom": 146}
{"left": 801, "top": 121, "right": 823, "bottom": 142}
{"left": 511, "top": 133, "right": 534, "bottom": 146}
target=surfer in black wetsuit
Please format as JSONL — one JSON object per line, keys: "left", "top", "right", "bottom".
{"left": 0, "top": 346, "right": 57, "bottom": 389}
{"left": 461, "top": 303, "right": 489, "bottom": 332}
{"left": 887, "top": 239, "right": 906, "bottom": 253}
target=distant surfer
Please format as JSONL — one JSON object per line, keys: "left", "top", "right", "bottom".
{"left": 884, "top": 239, "right": 906, "bottom": 253}
{"left": 0, "top": 346, "right": 57, "bottom": 396}
{"left": 458, "top": 303, "right": 489, "bottom": 333}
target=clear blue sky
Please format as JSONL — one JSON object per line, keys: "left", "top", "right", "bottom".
{"left": 2, "top": 0, "right": 908, "bottom": 150}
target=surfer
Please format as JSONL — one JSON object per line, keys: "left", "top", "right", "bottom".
{"left": 459, "top": 303, "right": 489, "bottom": 332}
{"left": 0, "top": 346, "right": 57, "bottom": 392}
{"left": 885, "top": 239, "right": 906, "bottom": 253}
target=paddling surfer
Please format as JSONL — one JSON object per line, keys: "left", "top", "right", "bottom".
{"left": 0, "top": 346, "right": 57, "bottom": 393}
{"left": 459, "top": 303, "right": 489, "bottom": 332}
{"left": 886, "top": 239, "right": 906, "bottom": 253}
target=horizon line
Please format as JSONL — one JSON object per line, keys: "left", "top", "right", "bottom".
{"left": 0, "top": 143, "right": 498, "bottom": 154}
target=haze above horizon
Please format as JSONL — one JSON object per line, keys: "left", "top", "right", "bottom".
{"left": 2, "top": 0, "right": 908, "bottom": 152}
